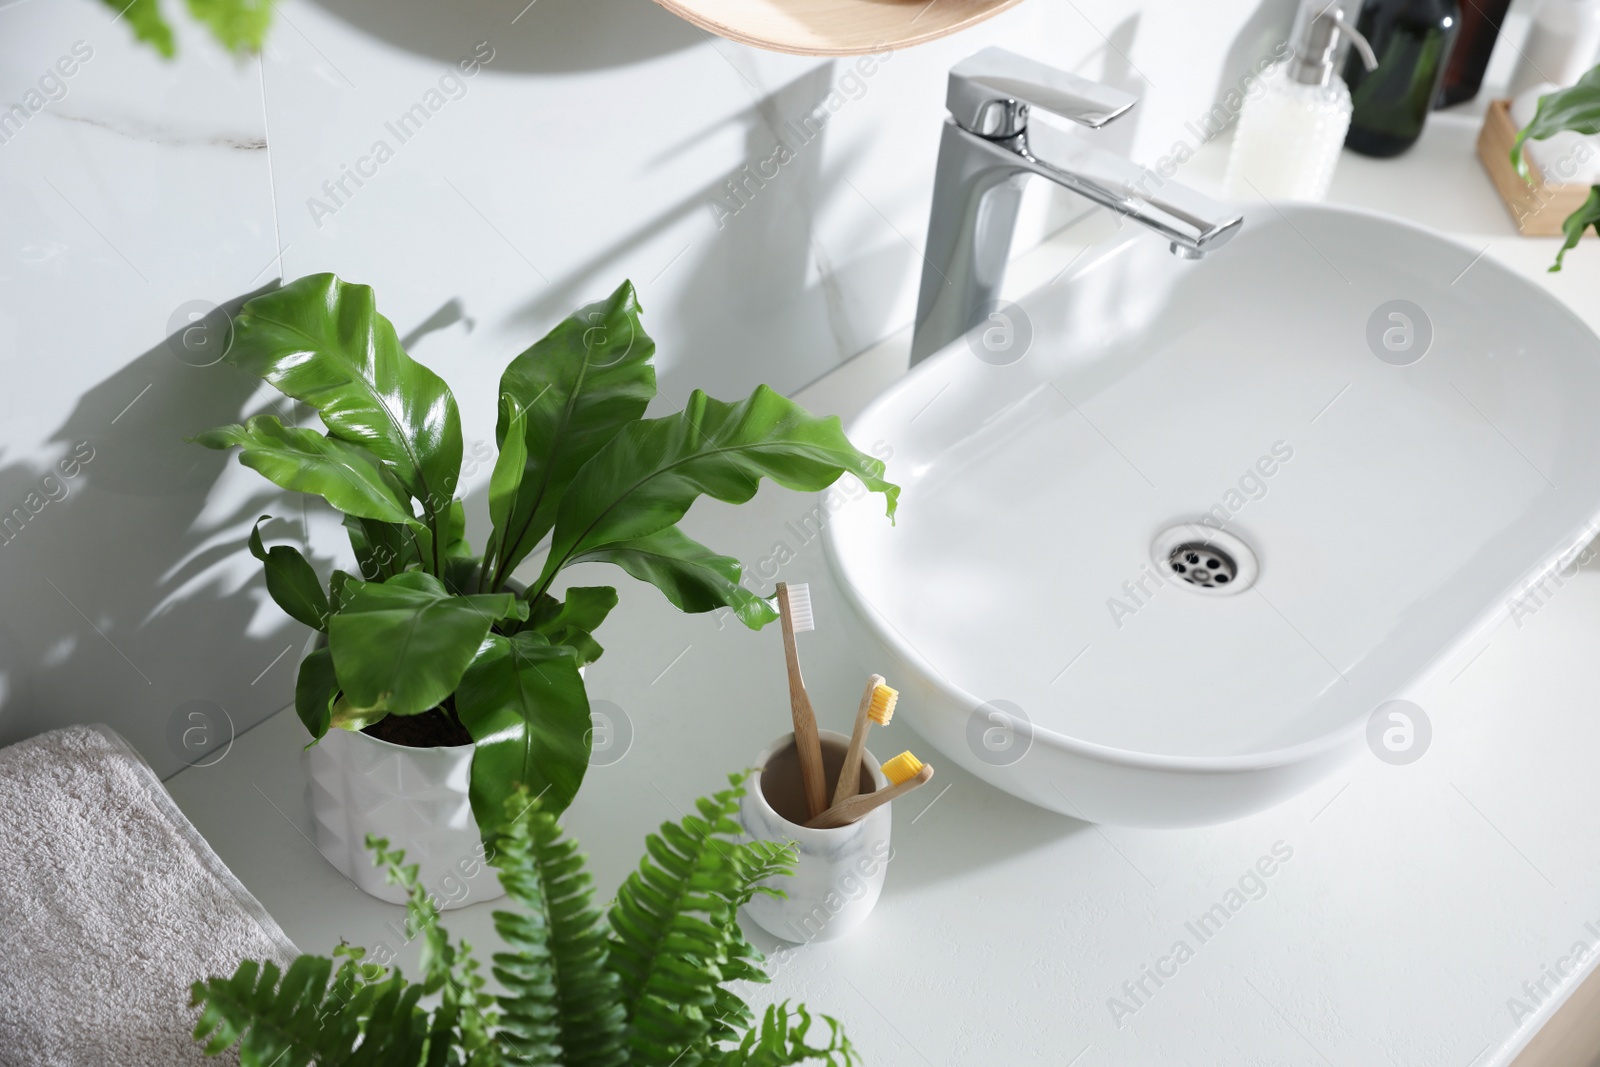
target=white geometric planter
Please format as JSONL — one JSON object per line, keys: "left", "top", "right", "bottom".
{"left": 302, "top": 727, "right": 504, "bottom": 909}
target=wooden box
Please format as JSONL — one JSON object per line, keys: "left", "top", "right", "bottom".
{"left": 1477, "top": 97, "right": 1594, "bottom": 236}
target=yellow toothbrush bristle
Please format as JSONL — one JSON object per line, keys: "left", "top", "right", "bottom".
{"left": 868, "top": 684, "right": 899, "bottom": 726}
{"left": 881, "top": 751, "right": 923, "bottom": 785}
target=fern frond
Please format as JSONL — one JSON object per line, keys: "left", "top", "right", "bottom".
{"left": 343, "top": 976, "right": 431, "bottom": 1066}
{"left": 700, "top": 840, "right": 790, "bottom": 1050}
{"left": 732, "top": 840, "right": 798, "bottom": 907}
{"left": 193, "top": 778, "right": 850, "bottom": 1067}
{"left": 190, "top": 948, "right": 399, "bottom": 1066}
{"left": 711, "top": 1003, "right": 860, "bottom": 1067}
{"left": 608, "top": 772, "right": 797, "bottom": 1066}
{"left": 369, "top": 834, "right": 504, "bottom": 1066}
{"left": 490, "top": 788, "right": 626, "bottom": 1067}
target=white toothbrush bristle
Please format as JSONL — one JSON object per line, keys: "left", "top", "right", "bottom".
{"left": 786, "top": 583, "right": 814, "bottom": 633}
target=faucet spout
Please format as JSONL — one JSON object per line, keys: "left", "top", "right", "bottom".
{"left": 909, "top": 49, "right": 1243, "bottom": 365}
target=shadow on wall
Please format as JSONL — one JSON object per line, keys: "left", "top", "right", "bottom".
{"left": 302, "top": 0, "right": 933, "bottom": 398}
{"left": 0, "top": 284, "right": 332, "bottom": 779}
{"left": 504, "top": 60, "right": 910, "bottom": 400}
{"left": 0, "top": 44, "right": 924, "bottom": 773}
{"left": 304, "top": 0, "right": 700, "bottom": 73}
{"left": 1213, "top": 0, "right": 1300, "bottom": 110}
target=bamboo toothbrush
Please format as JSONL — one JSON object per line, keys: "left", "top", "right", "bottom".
{"left": 832, "top": 676, "right": 898, "bottom": 808}
{"left": 807, "top": 751, "right": 933, "bottom": 829}
{"left": 775, "top": 581, "right": 827, "bottom": 820}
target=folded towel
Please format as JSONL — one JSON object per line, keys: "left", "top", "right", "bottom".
{"left": 0, "top": 724, "right": 297, "bottom": 1067}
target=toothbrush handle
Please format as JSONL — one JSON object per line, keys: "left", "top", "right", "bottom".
{"left": 778, "top": 583, "right": 827, "bottom": 819}
{"left": 833, "top": 674, "right": 884, "bottom": 808}
{"left": 807, "top": 765, "right": 934, "bottom": 829}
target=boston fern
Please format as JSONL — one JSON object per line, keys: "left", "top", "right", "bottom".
{"left": 194, "top": 274, "right": 897, "bottom": 835}
{"left": 191, "top": 775, "right": 860, "bottom": 1066}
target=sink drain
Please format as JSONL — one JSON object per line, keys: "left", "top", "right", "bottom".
{"left": 1151, "top": 524, "right": 1259, "bottom": 596}
{"left": 1167, "top": 542, "right": 1238, "bottom": 588}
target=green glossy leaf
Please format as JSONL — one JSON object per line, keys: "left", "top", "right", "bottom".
{"left": 456, "top": 633, "right": 591, "bottom": 828}
{"left": 488, "top": 280, "right": 656, "bottom": 588}
{"left": 294, "top": 646, "right": 338, "bottom": 740}
{"left": 484, "top": 401, "right": 527, "bottom": 582}
{"left": 1554, "top": 185, "right": 1600, "bottom": 272}
{"left": 328, "top": 570, "right": 358, "bottom": 613}
{"left": 194, "top": 416, "right": 413, "bottom": 523}
{"left": 573, "top": 527, "right": 776, "bottom": 629}
{"left": 226, "top": 274, "right": 463, "bottom": 524}
{"left": 342, "top": 514, "right": 417, "bottom": 582}
{"left": 536, "top": 386, "right": 897, "bottom": 596}
{"left": 328, "top": 572, "right": 526, "bottom": 716}
{"left": 527, "top": 586, "right": 618, "bottom": 665}
{"left": 248, "top": 517, "right": 331, "bottom": 632}
{"left": 441, "top": 499, "right": 472, "bottom": 559}
{"left": 1514, "top": 65, "right": 1600, "bottom": 178}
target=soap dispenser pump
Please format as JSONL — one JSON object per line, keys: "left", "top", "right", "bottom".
{"left": 1225, "top": 1, "right": 1379, "bottom": 201}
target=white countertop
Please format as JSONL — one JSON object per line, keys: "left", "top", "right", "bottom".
{"left": 167, "top": 111, "right": 1600, "bottom": 1066}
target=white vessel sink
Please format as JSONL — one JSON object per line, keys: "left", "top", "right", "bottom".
{"left": 825, "top": 203, "right": 1600, "bottom": 826}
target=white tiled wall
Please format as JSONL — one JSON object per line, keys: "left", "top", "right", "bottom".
{"left": 0, "top": 0, "right": 1291, "bottom": 773}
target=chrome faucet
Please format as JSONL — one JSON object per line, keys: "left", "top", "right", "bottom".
{"left": 910, "top": 48, "right": 1245, "bottom": 364}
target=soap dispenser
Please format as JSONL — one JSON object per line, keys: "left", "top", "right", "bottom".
{"left": 1225, "top": 1, "right": 1379, "bottom": 201}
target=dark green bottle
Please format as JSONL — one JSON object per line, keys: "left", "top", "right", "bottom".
{"left": 1344, "top": 0, "right": 1461, "bottom": 157}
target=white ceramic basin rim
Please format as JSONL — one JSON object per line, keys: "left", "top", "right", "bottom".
{"left": 824, "top": 202, "right": 1600, "bottom": 825}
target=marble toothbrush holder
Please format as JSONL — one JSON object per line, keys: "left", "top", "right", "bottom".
{"left": 740, "top": 729, "right": 892, "bottom": 944}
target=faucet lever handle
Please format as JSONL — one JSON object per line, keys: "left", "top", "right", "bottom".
{"left": 948, "top": 47, "right": 1137, "bottom": 139}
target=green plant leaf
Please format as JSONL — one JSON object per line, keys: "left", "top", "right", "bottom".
{"left": 1553, "top": 185, "right": 1600, "bottom": 272}
{"left": 455, "top": 633, "right": 591, "bottom": 829}
{"left": 572, "top": 527, "right": 777, "bottom": 629}
{"left": 184, "top": 0, "right": 275, "bottom": 54}
{"left": 607, "top": 774, "right": 783, "bottom": 1065}
{"left": 328, "top": 572, "right": 525, "bottom": 716}
{"left": 101, "top": 0, "right": 176, "bottom": 57}
{"left": 709, "top": 1003, "right": 859, "bottom": 1067}
{"left": 488, "top": 281, "right": 657, "bottom": 588}
{"left": 248, "top": 517, "right": 331, "bottom": 632}
{"left": 193, "top": 772, "right": 855, "bottom": 1067}
{"left": 226, "top": 274, "right": 463, "bottom": 531}
{"left": 294, "top": 646, "right": 338, "bottom": 740}
{"left": 1514, "top": 64, "right": 1600, "bottom": 178}
{"left": 485, "top": 400, "right": 528, "bottom": 584}
{"left": 526, "top": 586, "right": 618, "bottom": 665}
{"left": 343, "top": 514, "right": 419, "bottom": 582}
{"left": 329, "top": 570, "right": 359, "bottom": 613}
{"left": 194, "top": 416, "right": 413, "bottom": 524}
{"left": 99, "top": 0, "right": 275, "bottom": 57}
{"left": 367, "top": 835, "right": 500, "bottom": 1055}
{"left": 189, "top": 948, "right": 413, "bottom": 1067}
{"left": 536, "top": 386, "right": 897, "bottom": 600}
{"left": 490, "top": 790, "right": 627, "bottom": 1067}
{"left": 328, "top": 695, "right": 389, "bottom": 735}
{"left": 441, "top": 499, "right": 473, "bottom": 559}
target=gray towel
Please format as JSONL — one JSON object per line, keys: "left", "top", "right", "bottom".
{"left": 0, "top": 724, "right": 298, "bottom": 1066}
